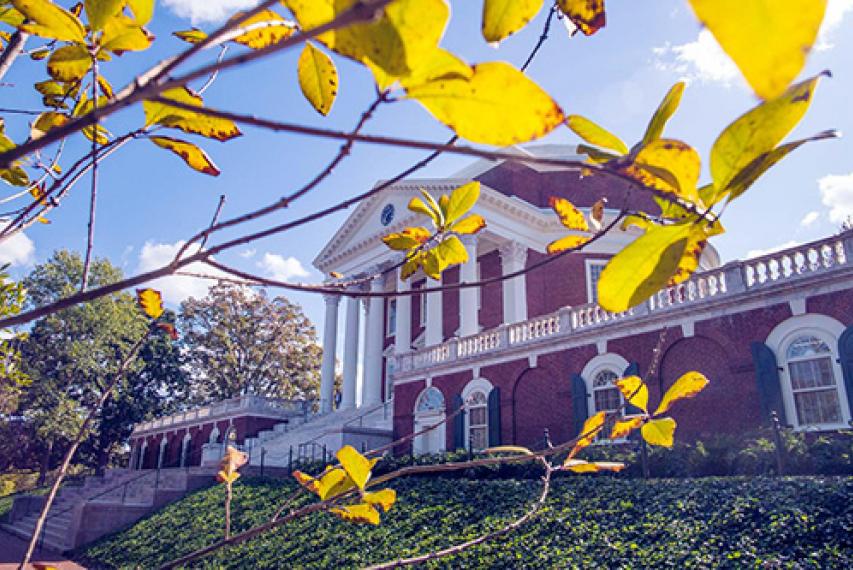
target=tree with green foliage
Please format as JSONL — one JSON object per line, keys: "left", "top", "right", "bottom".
{"left": 179, "top": 281, "right": 322, "bottom": 403}
{"left": 0, "top": 264, "right": 27, "bottom": 414}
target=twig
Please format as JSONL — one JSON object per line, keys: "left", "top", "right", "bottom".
{"left": 19, "top": 328, "right": 152, "bottom": 569}
{"left": 199, "top": 195, "right": 227, "bottom": 251}
{"left": 0, "top": 31, "right": 28, "bottom": 82}
{"left": 81, "top": 54, "right": 101, "bottom": 291}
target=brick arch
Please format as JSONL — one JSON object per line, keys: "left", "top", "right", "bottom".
{"left": 658, "top": 335, "right": 758, "bottom": 439}
{"left": 511, "top": 364, "right": 572, "bottom": 449}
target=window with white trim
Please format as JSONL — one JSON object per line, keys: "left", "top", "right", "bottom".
{"left": 592, "top": 369, "right": 622, "bottom": 440}
{"left": 585, "top": 260, "right": 608, "bottom": 304}
{"left": 785, "top": 335, "right": 844, "bottom": 427}
{"left": 387, "top": 299, "right": 397, "bottom": 337}
{"left": 466, "top": 391, "right": 488, "bottom": 451}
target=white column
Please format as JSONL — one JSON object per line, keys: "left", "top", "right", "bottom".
{"left": 395, "top": 268, "right": 412, "bottom": 353}
{"left": 499, "top": 241, "right": 528, "bottom": 324}
{"left": 341, "top": 294, "right": 360, "bottom": 410}
{"left": 319, "top": 294, "right": 340, "bottom": 413}
{"left": 425, "top": 275, "right": 443, "bottom": 346}
{"left": 362, "top": 276, "right": 385, "bottom": 406}
{"left": 459, "top": 235, "right": 479, "bottom": 337}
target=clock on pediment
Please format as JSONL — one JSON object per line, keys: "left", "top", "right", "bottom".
{"left": 380, "top": 203, "right": 395, "bottom": 226}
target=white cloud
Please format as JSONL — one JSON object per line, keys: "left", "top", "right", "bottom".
{"left": 0, "top": 231, "right": 35, "bottom": 267}
{"left": 239, "top": 248, "right": 256, "bottom": 259}
{"left": 162, "top": 0, "right": 261, "bottom": 24}
{"left": 136, "top": 240, "right": 228, "bottom": 305}
{"left": 816, "top": 0, "right": 853, "bottom": 50}
{"left": 800, "top": 211, "right": 820, "bottom": 227}
{"left": 746, "top": 240, "right": 801, "bottom": 259}
{"left": 653, "top": 29, "right": 740, "bottom": 87}
{"left": 258, "top": 253, "right": 309, "bottom": 282}
{"left": 818, "top": 172, "right": 853, "bottom": 224}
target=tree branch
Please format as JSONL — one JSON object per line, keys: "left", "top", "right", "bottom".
{"left": 81, "top": 54, "right": 101, "bottom": 291}
{"left": 0, "top": 31, "right": 28, "bottom": 82}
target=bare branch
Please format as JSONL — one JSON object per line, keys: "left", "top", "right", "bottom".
{"left": 81, "top": 54, "right": 101, "bottom": 291}
{"left": 0, "top": 31, "right": 28, "bottom": 82}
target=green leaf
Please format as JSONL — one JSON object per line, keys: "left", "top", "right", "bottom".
{"left": 687, "top": 0, "right": 827, "bottom": 100}
{"left": 482, "top": 0, "right": 543, "bottom": 43}
{"left": 406, "top": 61, "right": 565, "bottom": 146}
{"left": 710, "top": 72, "right": 827, "bottom": 192}
{"left": 640, "top": 82, "right": 685, "bottom": 146}
{"left": 13, "top": 0, "right": 86, "bottom": 42}
{"left": 297, "top": 42, "right": 339, "bottom": 116}
{"left": 47, "top": 44, "right": 92, "bottom": 82}
{"left": 566, "top": 115, "right": 628, "bottom": 155}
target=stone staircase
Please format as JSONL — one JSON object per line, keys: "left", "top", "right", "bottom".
{"left": 246, "top": 401, "right": 393, "bottom": 466}
{"left": 2, "top": 467, "right": 214, "bottom": 552}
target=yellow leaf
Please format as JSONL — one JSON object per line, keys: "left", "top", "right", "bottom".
{"left": 610, "top": 416, "right": 644, "bottom": 439}
{"left": 641, "top": 417, "right": 676, "bottom": 448}
{"left": 97, "top": 75, "right": 114, "bottom": 98}
{"left": 219, "top": 445, "right": 248, "bottom": 479}
{"left": 640, "top": 82, "right": 685, "bottom": 146}
{"left": 30, "top": 111, "right": 69, "bottom": 140}
{"left": 482, "top": 0, "right": 543, "bottom": 43}
{"left": 13, "top": 0, "right": 86, "bottom": 42}
{"left": 615, "top": 375, "right": 648, "bottom": 414}
{"left": 563, "top": 459, "right": 625, "bottom": 473}
{"left": 293, "top": 468, "right": 354, "bottom": 500}
{"left": 84, "top": 0, "right": 123, "bottom": 31}
{"left": 624, "top": 139, "right": 701, "bottom": 203}
{"left": 668, "top": 224, "right": 712, "bottom": 286}
{"left": 406, "top": 61, "right": 565, "bottom": 146}
{"left": 149, "top": 136, "right": 221, "bottom": 177}
{"left": 568, "top": 411, "right": 606, "bottom": 460}
{"left": 558, "top": 0, "right": 605, "bottom": 36}
{"left": 363, "top": 488, "right": 396, "bottom": 512}
{"left": 0, "top": 6, "right": 26, "bottom": 27}
{"left": 450, "top": 214, "right": 486, "bottom": 235}
{"left": 136, "top": 288, "right": 164, "bottom": 319}
{"left": 47, "top": 44, "right": 91, "bottom": 82}
{"left": 382, "top": 226, "right": 431, "bottom": 251}
{"left": 297, "top": 42, "right": 339, "bottom": 116}
{"left": 597, "top": 222, "right": 693, "bottom": 312}
{"left": 29, "top": 183, "right": 47, "bottom": 205}
{"left": 101, "top": 15, "right": 152, "bottom": 53}
{"left": 620, "top": 213, "right": 653, "bottom": 232}
{"left": 577, "top": 143, "right": 619, "bottom": 165}
{"left": 687, "top": 0, "right": 827, "bottom": 100}
{"left": 435, "top": 235, "right": 469, "bottom": 269}
{"left": 549, "top": 196, "right": 589, "bottom": 232}
{"left": 566, "top": 115, "right": 627, "bottom": 155}
{"left": 216, "top": 470, "right": 240, "bottom": 484}
{"left": 444, "top": 181, "right": 479, "bottom": 224}
{"left": 336, "top": 445, "right": 377, "bottom": 490}
{"left": 400, "top": 252, "right": 423, "bottom": 280}
{"left": 330, "top": 503, "right": 380, "bottom": 525}
{"left": 484, "top": 445, "right": 534, "bottom": 455}
{"left": 143, "top": 87, "right": 242, "bottom": 141}
{"left": 82, "top": 123, "right": 110, "bottom": 145}
{"left": 546, "top": 235, "right": 590, "bottom": 254}
{"left": 421, "top": 249, "right": 441, "bottom": 280}
{"left": 711, "top": 73, "right": 827, "bottom": 194}
{"left": 398, "top": 48, "right": 472, "bottom": 90}
{"left": 173, "top": 28, "right": 207, "bottom": 44}
{"left": 126, "top": 0, "right": 154, "bottom": 25}
{"left": 230, "top": 9, "right": 296, "bottom": 50}
{"left": 419, "top": 189, "right": 444, "bottom": 226}
{"left": 654, "top": 371, "right": 709, "bottom": 416}
{"left": 408, "top": 196, "right": 439, "bottom": 224}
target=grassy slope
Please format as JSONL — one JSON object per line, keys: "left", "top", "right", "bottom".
{"left": 78, "top": 476, "right": 853, "bottom": 569}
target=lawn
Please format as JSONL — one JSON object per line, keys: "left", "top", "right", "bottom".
{"left": 78, "top": 475, "right": 853, "bottom": 569}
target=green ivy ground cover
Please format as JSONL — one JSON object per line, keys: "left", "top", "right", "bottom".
{"left": 78, "top": 475, "right": 853, "bottom": 569}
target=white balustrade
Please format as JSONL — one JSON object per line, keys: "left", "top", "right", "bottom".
{"left": 647, "top": 269, "right": 728, "bottom": 312}
{"left": 508, "top": 313, "right": 561, "bottom": 345}
{"left": 743, "top": 238, "right": 847, "bottom": 289}
{"left": 570, "top": 304, "right": 634, "bottom": 330}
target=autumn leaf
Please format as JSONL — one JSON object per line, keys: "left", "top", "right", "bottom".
{"left": 297, "top": 42, "right": 339, "bottom": 116}
{"left": 641, "top": 417, "right": 676, "bottom": 448}
{"left": 101, "top": 15, "right": 153, "bottom": 53}
{"left": 435, "top": 235, "right": 468, "bottom": 268}
{"left": 654, "top": 371, "right": 709, "bottom": 416}
{"left": 450, "top": 214, "right": 486, "bottom": 235}
{"left": 482, "top": 0, "right": 543, "bottom": 43}
{"left": 610, "top": 416, "right": 644, "bottom": 439}
{"left": 126, "top": 0, "right": 154, "bottom": 25}
{"left": 566, "top": 115, "right": 627, "bottom": 155}
{"left": 444, "top": 181, "right": 479, "bottom": 224}
{"left": 31, "top": 112, "right": 69, "bottom": 140}
{"left": 546, "top": 235, "right": 590, "bottom": 254}
{"left": 230, "top": 9, "right": 295, "bottom": 50}
{"left": 173, "top": 28, "right": 207, "bottom": 44}
{"left": 136, "top": 288, "right": 164, "bottom": 319}
{"left": 217, "top": 445, "right": 248, "bottom": 484}
{"left": 85, "top": 0, "right": 124, "bottom": 31}
{"left": 484, "top": 445, "right": 534, "bottom": 456}
{"left": 615, "top": 375, "right": 648, "bottom": 414}
{"left": 143, "top": 87, "right": 242, "bottom": 141}
{"left": 149, "top": 136, "right": 221, "bottom": 177}
{"left": 13, "top": 0, "right": 86, "bottom": 42}
{"left": 330, "top": 503, "right": 381, "bottom": 525}
{"left": 558, "top": 0, "right": 605, "bottom": 36}
{"left": 687, "top": 0, "right": 826, "bottom": 100}
{"left": 156, "top": 322, "right": 179, "bottom": 340}
{"left": 336, "top": 445, "right": 377, "bottom": 490}
{"left": 381, "top": 227, "right": 431, "bottom": 251}
{"left": 408, "top": 195, "right": 440, "bottom": 225}
{"left": 590, "top": 197, "right": 606, "bottom": 230}
{"left": 563, "top": 459, "right": 625, "bottom": 473}
{"left": 567, "top": 411, "right": 606, "bottom": 460}
{"left": 363, "top": 489, "right": 396, "bottom": 512}
{"left": 47, "top": 44, "right": 92, "bottom": 82}
{"left": 549, "top": 196, "right": 589, "bottom": 232}
{"left": 624, "top": 139, "right": 701, "bottom": 204}
{"left": 640, "top": 82, "right": 685, "bottom": 146}
{"left": 406, "top": 61, "right": 565, "bottom": 146}
{"left": 293, "top": 467, "right": 354, "bottom": 500}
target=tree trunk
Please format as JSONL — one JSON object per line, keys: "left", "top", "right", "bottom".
{"left": 96, "top": 447, "right": 110, "bottom": 476}
{"left": 37, "top": 440, "right": 53, "bottom": 486}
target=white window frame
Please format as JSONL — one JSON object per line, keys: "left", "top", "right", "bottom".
{"left": 462, "top": 377, "right": 493, "bottom": 450}
{"left": 767, "top": 314, "right": 851, "bottom": 431}
{"left": 581, "top": 353, "right": 630, "bottom": 443}
{"left": 413, "top": 386, "right": 446, "bottom": 455}
{"left": 386, "top": 298, "right": 397, "bottom": 338}
{"left": 418, "top": 282, "right": 427, "bottom": 327}
{"left": 585, "top": 259, "right": 609, "bottom": 304}
{"left": 383, "top": 344, "right": 396, "bottom": 403}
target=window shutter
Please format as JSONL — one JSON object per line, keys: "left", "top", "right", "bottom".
{"left": 487, "top": 387, "right": 502, "bottom": 447}
{"left": 451, "top": 394, "right": 465, "bottom": 450}
{"left": 750, "top": 341, "right": 787, "bottom": 425}
{"left": 837, "top": 325, "right": 853, "bottom": 418}
{"left": 571, "top": 373, "right": 589, "bottom": 437}
{"left": 622, "top": 362, "right": 643, "bottom": 415}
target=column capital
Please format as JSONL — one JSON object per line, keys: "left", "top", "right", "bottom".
{"left": 322, "top": 293, "right": 341, "bottom": 307}
{"left": 499, "top": 241, "right": 528, "bottom": 267}
{"left": 459, "top": 233, "right": 479, "bottom": 248}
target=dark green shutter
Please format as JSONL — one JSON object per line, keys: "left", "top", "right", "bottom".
{"left": 623, "top": 362, "right": 643, "bottom": 415}
{"left": 750, "top": 341, "right": 787, "bottom": 424}
{"left": 451, "top": 394, "right": 465, "bottom": 450}
{"left": 571, "top": 373, "right": 589, "bottom": 437}
{"left": 837, "top": 325, "right": 853, "bottom": 418}
{"left": 487, "top": 387, "right": 502, "bottom": 447}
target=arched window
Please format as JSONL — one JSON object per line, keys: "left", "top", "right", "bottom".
{"left": 785, "top": 335, "right": 843, "bottom": 427}
{"left": 592, "top": 369, "right": 622, "bottom": 439}
{"left": 466, "top": 391, "right": 488, "bottom": 451}
{"left": 413, "top": 387, "right": 446, "bottom": 455}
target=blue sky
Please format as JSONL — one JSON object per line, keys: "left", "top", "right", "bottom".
{"left": 2, "top": 0, "right": 853, "bottom": 345}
